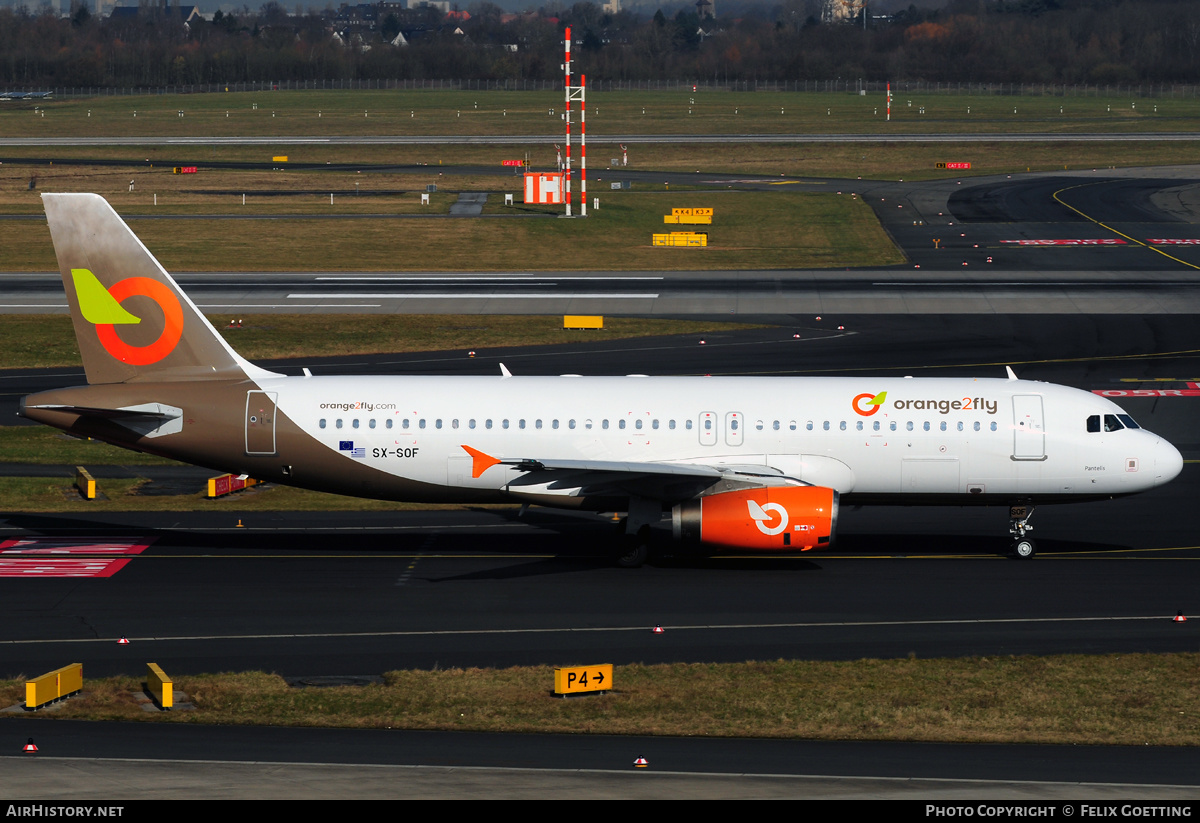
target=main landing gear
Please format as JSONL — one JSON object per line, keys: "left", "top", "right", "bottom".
{"left": 1008, "top": 504, "right": 1036, "bottom": 559}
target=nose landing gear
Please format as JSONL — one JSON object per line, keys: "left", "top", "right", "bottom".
{"left": 1009, "top": 504, "right": 1036, "bottom": 558}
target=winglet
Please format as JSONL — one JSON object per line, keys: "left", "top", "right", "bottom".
{"left": 499, "top": 363, "right": 512, "bottom": 378}
{"left": 461, "top": 445, "right": 501, "bottom": 478}
{"left": 1006, "top": 366, "right": 1018, "bottom": 381}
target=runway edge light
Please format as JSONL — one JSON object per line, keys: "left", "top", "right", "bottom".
{"left": 634, "top": 756, "right": 648, "bottom": 768}
{"left": 1174, "top": 610, "right": 1188, "bottom": 623}
{"left": 23, "top": 738, "right": 37, "bottom": 753}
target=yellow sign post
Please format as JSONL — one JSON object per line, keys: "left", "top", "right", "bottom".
{"left": 554, "top": 664, "right": 612, "bottom": 696}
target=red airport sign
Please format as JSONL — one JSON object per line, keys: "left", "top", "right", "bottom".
{"left": 936, "top": 162, "right": 971, "bottom": 169}
{"left": 502, "top": 160, "right": 524, "bottom": 167}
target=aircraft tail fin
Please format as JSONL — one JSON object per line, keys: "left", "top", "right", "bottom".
{"left": 42, "top": 193, "right": 276, "bottom": 385}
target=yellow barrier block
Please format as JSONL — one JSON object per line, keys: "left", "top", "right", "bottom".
{"left": 554, "top": 664, "right": 612, "bottom": 696}
{"left": 563, "top": 315, "right": 603, "bottom": 330}
{"left": 146, "top": 663, "right": 174, "bottom": 710}
{"left": 272, "top": 155, "right": 288, "bottom": 162}
{"left": 670, "top": 207, "right": 713, "bottom": 216}
{"left": 25, "top": 663, "right": 83, "bottom": 710}
{"left": 75, "top": 466, "right": 95, "bottom": 500}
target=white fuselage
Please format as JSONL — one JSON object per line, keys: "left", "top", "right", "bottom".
{"left": 259, "top": 374, "right": 1182, "bottom": 504}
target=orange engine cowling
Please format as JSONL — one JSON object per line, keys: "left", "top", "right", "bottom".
{"left": 672, "top": 486, "right": 838, "bottom": 551}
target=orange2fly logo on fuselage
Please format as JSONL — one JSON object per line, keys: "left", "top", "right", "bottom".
{"left": 851, "top": 391, "right": 887, "bottom": 416}
{"left": 72, "top": 268, "right": 183, "bottom": 365}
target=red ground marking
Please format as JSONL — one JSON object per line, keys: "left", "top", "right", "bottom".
{"left": 1000, "top": 239, "right": 1127, "bottom": 245}
{"left": 0, "top": 537, "right": 153, "bottom": 578}
{"left": 1093, "top": 390, "right": 1200, "bottom": 397}
{"left": 1147, "top": 239, "right": 1200, "bottom": 245}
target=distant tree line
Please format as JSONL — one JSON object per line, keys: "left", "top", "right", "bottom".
{"left": 1, "top": 0, "right": 1199, "bottom": 88}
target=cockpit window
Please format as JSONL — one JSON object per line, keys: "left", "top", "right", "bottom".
{"left": 1087, "top": 415, "right": 1100, "bottom": 433}
{"left": 1117, "top": 414, "right": 1140, "bottom": 429}
{"left": 1104, "top": 414, "right": 1124, "bottom": 432}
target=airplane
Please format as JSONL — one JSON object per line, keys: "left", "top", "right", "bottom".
{"left": 18, "top": 193, "right": 1185, "bottom": 566}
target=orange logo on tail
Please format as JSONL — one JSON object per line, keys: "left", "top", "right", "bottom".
{"left": 74, "top": 269, "right": 183, "bottom": 365}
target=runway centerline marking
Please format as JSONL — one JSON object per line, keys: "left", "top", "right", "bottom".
{"left": 286, "top": 293, "right": 661, "bottom": 300}
{"left": 0, "top": 614, "right": 1183, "bottom": 646}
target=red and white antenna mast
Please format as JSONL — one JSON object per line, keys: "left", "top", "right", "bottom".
{"left": 564, "top": 27, "right": 572, "bottom": 217}
{"left": 562, "top": 28, "right": 588, "bottom": 217}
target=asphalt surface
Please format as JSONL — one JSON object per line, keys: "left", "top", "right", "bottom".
{"left": 3, "top": 167, "right": 1200, "bottom": 798}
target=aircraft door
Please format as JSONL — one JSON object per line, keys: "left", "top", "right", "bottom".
{"left": 725, "top": 412, "right": 743, "bottom": 446}
{"left": 699, "top": 411, "right": 717, "bottom": 446}
{"left": 1012, "top": 394, "right": 1046, "bottom": 460}
{"left": 245, "top": 391, "right": 278, "bottom": 455}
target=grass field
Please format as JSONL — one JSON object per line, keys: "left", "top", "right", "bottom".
{"left": 6, "top": 654, "right": 1199, "bottom": 746}
{"left": 5, "top": 89, "right": 1200, "bottom": 138}
{"left": 0, "top": 190, "right": 902, "bottom": 272}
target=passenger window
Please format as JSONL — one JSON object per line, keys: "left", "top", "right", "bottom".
{"left": 619, "top": 420, "right": 626, "bottom": 430}
{"left": 435, "top": 419, "right": 442, "bottom": 429}
{"left": 451, "top": 419, "right": 459, "bottom": 429}
{"left": 635, "top": 419, "right": 642, "bottom": 430}
{"left": 586, "top": 420, "right": 593, "bottom": 429}
{"left": 773, "top": 421, "right": 780, "bottom": 431}
{"left": 519, "top": 419, "right": 526, "bottom": 429}
{"left": 386, "top": 419, "right": 393, "bottom": 429}
{"left": 823, "top": 421, "right": 830, "bottom": 431}
{"left": 956, "top": 421, "right": 963, "bottom": 432}
{"left": 686, "top": 420, "right": 693, "bottom": 430}
{"left": 806, "top": 421, "right": 814, "bottom": 431}
{"left": 402, "top": 419, "right": 410, "bottom": 430}
{"left": 669, "top": 420, "right": 676, "bottom": 430}
{"left": 855, "top": 421, "right": 863, "bottom": 431}
{"left": 502, "top": 419, "right": 509, "bottom": 429}
{"left": 939, "top": 421, "right": 946, "bottom": 432}
{"left": 486, "top": 419, "right": 493, "bottom": 429}
{"left": 839, "top": 421, "right": 847, "bottom": 431}
{"left": 319, "top": 419, "right": 326, "bottom": 429}
{"left": 469, "top": 419, "right": 476, "bottom": 429}
{"left": 789, "top": 421, "right": 797, "bottom": 431}
{"left": 337, "top": 419, "right": 343, "bottom": 429}
{"left": 569, "top": 420, "right": 576, "bottom": 429}
{"left": 974, "top": 421, "right": 980, "bottom": 432}
{"left": 652, "top": 420, "right": 660, "bottom": 430}
{"left": 873, "top": 421, "right": 880, "bottom": 431}
{"left": 353, "top": 419, "right": 360, "bottom": 429}
{"left": 923, "top": 421, "right": 930, "bottom": 432}
{"left": 603, "top": 420, "right": 610, "bottom": 430}
{"left": 369, "top": 419, "right": 376, "bottom": 429}
{"left": 906, "top": 421, "right": 914, "bottom": 431}
{"left": 990, "top": 422, "right": 997, "bottom": 431}
{"left": 890, "top": 421, "right": 897, "bottom": 431}
{"left": 535, "top": 419, "right": 543, "bottom": 430}
{"left": 552, "top": 420, "right": 559, "bottom": 429}
{"left": 754, "top": 420, "right": 762, "bottom": 431}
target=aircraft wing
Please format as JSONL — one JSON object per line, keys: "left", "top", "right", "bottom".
{"left": 460, "top": 445, "right": 796, "bottom": 501}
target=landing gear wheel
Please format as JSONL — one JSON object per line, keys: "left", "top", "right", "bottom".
{"left": 615, "top": 524, "right": 652, "bottom": 568}
{"left": 616, "top": 542, "right": 649, "bottom": 568}
{"left": 1011, "top": 538, "right": 1037, "bottom": 559}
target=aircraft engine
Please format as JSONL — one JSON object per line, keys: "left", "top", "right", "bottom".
{"left": 671, "top": 486, "right": 838, "bottom": 551}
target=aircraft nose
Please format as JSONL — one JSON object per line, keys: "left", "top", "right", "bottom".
{"left": 1155, "top": 439, "right": 1184, "bottom": 486}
